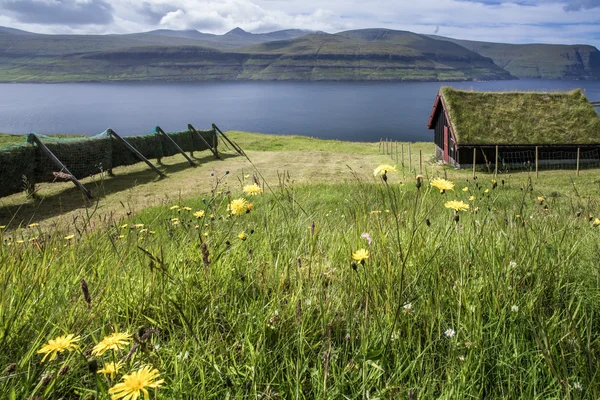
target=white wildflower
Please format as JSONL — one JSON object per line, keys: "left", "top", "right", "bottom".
{"left": 511, "top": 305, "right": 519, "bottom": 313}
{"left": 445, "top": 329, "right": 456, "bottom": 338}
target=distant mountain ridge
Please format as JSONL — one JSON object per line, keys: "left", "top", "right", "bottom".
{"left": 0, "top": 26, "right": 598, "bottom": 82}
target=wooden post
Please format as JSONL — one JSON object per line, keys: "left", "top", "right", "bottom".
{"left": 108, "top": 129, "right": 165, "bottom": 178}
{"left": 395, "top": 142, "right": 398, "bottom": 163}
{"left": 379, "top": 138, "right": 382, "bottom": 153}
{"left": 213, "top": 123, "right": 245, "bottom": 156}
{"left": 188, "top": 124, "right": 219, "bottom": 159}
{"left": 577, "top": 147, "right": 580, "bottom": 176}
{"left": 535, "top": 146, "right": 539, "bottom": 178}
{"left": 408, "top": 143, "right": 412, "bottom": 173}
{"left": 28, "top": 133, "right": 93, "bottom": 199}
{"left": 419, "top": 150, "right": 422, "bottom": 174}
{"left": 156, "top": 127, "right": 195, "bottom": 166}
{"left": 401, "top": 144, "right": 404, "bottom": 167}
{"left": 472, "top": 148, "right": 476, "bottom": 178}
{"left": 494, "top": 145, "right": 499, "bottom": 177}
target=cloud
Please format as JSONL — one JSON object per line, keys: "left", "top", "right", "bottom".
{"left": 563, "top": 0, "right": 600, "bottom": 11}
{"left": 0, "top": 0, "right": 114, "bottom": 25}
{"left": 136, "top": 1, "right": 179, "bottom": 24}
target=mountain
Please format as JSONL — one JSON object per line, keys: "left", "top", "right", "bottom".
{"left": 0, "top": 27, "right": 514, "bottom": 82}
{"left": 1, "top": 26, "right": 598, "bottom": 82}
{"left": 430, "top": 35, "right": 600, "bottom": 80}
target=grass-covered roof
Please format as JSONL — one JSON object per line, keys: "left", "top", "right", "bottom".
{"left": 440, "top": 87, "right": 600, "bottom": 145}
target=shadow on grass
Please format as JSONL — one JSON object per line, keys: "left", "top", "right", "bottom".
{"left": 0, "top": 153, "right": 238, "bottom": 226}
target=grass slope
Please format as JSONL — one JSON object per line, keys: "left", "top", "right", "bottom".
{"left": 441, "top": 87, "right": 600, "bottom": 145}
{"left": 1, "top": 131, "right": 600, "bottom": 399}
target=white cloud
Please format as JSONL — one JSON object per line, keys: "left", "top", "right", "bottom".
{"left": 0, "top": 0, "right": 597, "bottom": 48}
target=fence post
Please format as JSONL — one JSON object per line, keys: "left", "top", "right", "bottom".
{"left": 379, "top": 138, "right": 382, "bottom": 154}
{"left": 396, "top": 142, "right": 398, "bottom": 163}
{"left": 472, "top": 148, "right": 476, "bottom": 178}
{"left": 401, "top": 144, "right": 404, "bottom": 167}
{"left": 535, "top": 146, "right": 539, "bottom": 178}
{"left": 419, "top": 150, "right": 422, "bottom": 174}
{"left": 408, "top": 143, "right": 412, "bottom": 173}
{"left": 109, "top": 129, "right": 165, "bottom": 178}
{"left": 577, "top": 147, "right": 580, "bottom": 176}
{"left": 494, "top": 145, "right": 499, "bottom": 177}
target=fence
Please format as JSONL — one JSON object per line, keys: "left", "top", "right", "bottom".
{"left": 0, "top": 126, "right": 218, "bottom": 198}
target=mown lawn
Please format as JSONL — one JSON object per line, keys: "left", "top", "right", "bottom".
{"left": 1, "top": 131, "right": 600, "bottom": 399}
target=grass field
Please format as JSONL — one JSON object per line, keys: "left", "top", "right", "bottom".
{"left": 1, "top": 131, "right": 600, "bottom": 399}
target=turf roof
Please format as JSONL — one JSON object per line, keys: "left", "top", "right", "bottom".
{"left": 439, "top": 87, "right": 600, "bottom": 145}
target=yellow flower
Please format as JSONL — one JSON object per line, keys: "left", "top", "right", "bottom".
{"left": 64, "top": 234, "right": 75, "bottom": 240}
{"left": 203, "top": 232, "right": 209, "bottom": 237}
{"left": 193, "top": 210, "right": 205, "bottom": 218}
{"left": 593, "top": 218, "right": 600, "bottom": 227}
{"left": 537, "top": 196, "right": 545, "bottom": 203}
{"left": 469, "top": 196, "right": 476, "bottom": 201}
{"left": 462, "top": 187, "right": 468, "bottom": 192}
{"left": 183, "top": 206, "right": 192, "bottom": 211}
{"left": 120, "top": 224, "right": 128, "bottom": 229}
{"left": 484, "top": 189, "right": 489, "bottom": 193}
{"left": 108, "top": 366, "right": 164, "bottom": 400}
{"left": 139, "top": 229, "right": 148, "bottom": 233}
{"left": 229, "top": 198, "right": 249, "bottom": 216}
{"left": 132, "top": 224, "right": 144, "bottom": 229}
{"left": 98, "top": 361, "right": 122, "bottom": 379}
{"left": 243, "top": 183, "right": 263, "bottom": 196}
{"left": 92, "top": 332, "right": 132, "bottom": 357}
{"left": 373, "top": 164, "right": 397, "bottom": 177}
{"left": 370, "top": 210, "right": 381, "bottom": 215}
{"left": 444, "top": 200, "right": 470, "bottom": 212}
{"left": 118, "top": 235, "right": 125, "bottom": 239}
{"left": 15, "top": 240, "right": 24, "bottom": 244}
{"left": 352, "top": 248, "right": 369, "bottom": 263}
{"left": 238, "top": 231, "right": 247, "bottom": 241}
{"left": 37, "top": 334, "right": 80, "bottom": 362}
{"left": 0, "top": 225, "right": 5, "bottom": 229}
{"left": 430, "top": 178, "right": 455, "bottom": 193}
{"left": 28, "top": 223, "right": 39, "bottom": 228}
{"left": 170, "top": 205, "right": 180, "bottom": 210}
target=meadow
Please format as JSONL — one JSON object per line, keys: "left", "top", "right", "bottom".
{"left": 1, "top": 131, "right": 600, "bottom": 399}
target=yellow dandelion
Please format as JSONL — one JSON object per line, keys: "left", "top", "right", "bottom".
{"left": 169, "top": 205, "right": 180, "bottom": 210}
{"left": 444, "top": 200, "right": 470, "bottom": 212}
{"left": 373, "top": 164, "right": 397, "bottom": 177}
{"left": 92, "top": 332, "right": 132, "bottom": 357}
{"left": 193, "top": 210, "right": 205, "bottom": 218}
{"left": 243, "top": 183, "right": 263, "bottom": 196}
{"left": 430, "top": 178, "right": 455, "bottom": 193}
{"left": 0, "top": 225, "right": 5, "bottom": 229}
{"left": 370, "top": 210, "right": 382, "bottom": 215}
{"left": 352, "top": 248, "right": 369, "bottom": 263}
{"left": 139, "top": 228, "right": 148, "bottom": 233}
{"left": 203, "top": 232, "right": 209, "bottom": 237}
{"left": 462, "top": 187, "right": 469, "bottom": 192}
{"left": 132, "top": 224, "right": 144, "bottom": 229}
{"left": 484, "top": 189, "right": 489, "bottom": 193}
{"left": 120, "top": 224, "right": 128, "bottom": 229}
{"left": 593, "top": 218, "right": 600, "bottom": 227}
{"left": 469, "top": 196, "right": 476, "bottom": 201}
{"left": 118, "top": 235, "right": 125, "bottom": 239}
{"left": 238, "top": 231, "right": 247, "bottom": 241}
{"left": 108, "top": 366, "right": 164, "bottom": 400}
{"left": 28, "top": 223, "right": 39, "bottom": 228}
{"left": 16, "top": 240, "right": 24, "bottom": 244}
{"left": 537, "top": 196, "right": 545, "bottom": 203}
{"left": 37, "top": 334, "right": 80, "bottom": 362}
{"left": 183, "top": 206, "right": 192, "bottom": 211}
{"left": 229, "top": 198, "right": 249, "bottom": 216}
{"left": 98, "top": 361, "right": 123, "bottom": 380}
{"left": 64, "top": 234, "right": 75, "bottom": 240}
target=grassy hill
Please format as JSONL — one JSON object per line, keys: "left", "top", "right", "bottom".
{"left": 430, "top": 35, "right": 600, "bottom": 80}
{"left": 1, "top": 131, "right": 600, "bottom": 398}
{"left": 0, "top": 28, "right": 514, "bottom": 82}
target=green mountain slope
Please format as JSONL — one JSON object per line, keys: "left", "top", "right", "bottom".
{"left": 430, "top": 35, "right": 600, "bottom": 80}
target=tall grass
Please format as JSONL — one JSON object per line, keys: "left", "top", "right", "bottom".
{"left": 1, "top": 167, "right": 600, "bottom": 399}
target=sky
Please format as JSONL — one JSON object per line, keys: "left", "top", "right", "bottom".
{"left": 0, "top": 0, "right": 598, "bottom": 48}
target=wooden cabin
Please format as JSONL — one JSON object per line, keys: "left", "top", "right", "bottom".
{"left": 427, "top": 87, "right": 600, "bottom": 170}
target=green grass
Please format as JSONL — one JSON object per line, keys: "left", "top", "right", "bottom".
{"left": 441, "top": 87, "right": 600, "bottom": 145}
{"left": 1, "top": 130, "right": 600, "bottom": 398}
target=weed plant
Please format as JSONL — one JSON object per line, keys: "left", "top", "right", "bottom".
{"left": 1, "top": 165, "right": 600, "bottom": 399}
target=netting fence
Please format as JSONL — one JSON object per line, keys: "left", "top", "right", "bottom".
{"left": 0, "top": 127, "right": 217, "bottom": 198}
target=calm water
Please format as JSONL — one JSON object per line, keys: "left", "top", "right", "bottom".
{"left": 1, "top": 80, "right": 599, "bottom": 142}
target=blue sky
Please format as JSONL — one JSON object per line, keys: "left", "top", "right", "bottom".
{"left": 0, "top": 0, "right": 598, "bottom": 48}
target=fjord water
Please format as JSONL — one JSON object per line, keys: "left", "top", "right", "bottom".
{"left": 1, "top": 80, "right": 599, "bottom": 142}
